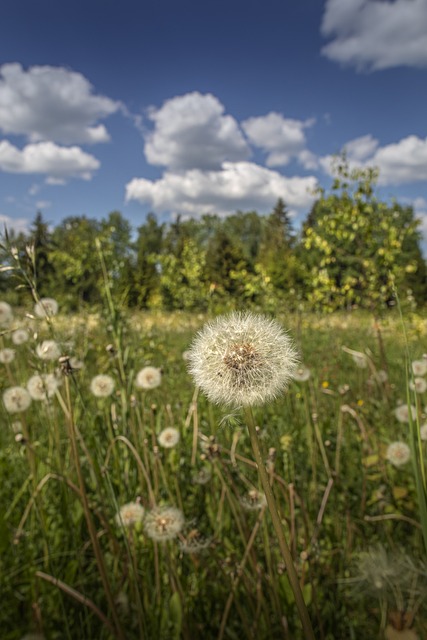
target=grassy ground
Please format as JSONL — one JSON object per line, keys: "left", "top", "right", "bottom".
{"left": 1, "top": 304, "right": 427, "bottom": 639}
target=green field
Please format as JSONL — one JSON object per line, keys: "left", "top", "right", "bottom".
{"left": 1, "top": 302, "right": 427, "bottom": 639}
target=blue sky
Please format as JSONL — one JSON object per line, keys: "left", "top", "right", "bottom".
{"left": 1, "top": 0, "right": 427, "bottom": 244}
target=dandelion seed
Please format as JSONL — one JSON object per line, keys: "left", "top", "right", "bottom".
{"left": 293, "top": 366, "right": 311, "bottom": 382}
{"left": 144, "top": 506, "right": 184, "bottom": 541}
{"left": 187, "top": 312, "right": 298, "bottom": 407}
{"left": 0, "top": 301, "right": 13, "bottom": 326}
{"left": 395, "top": 404, "right": 417, "bottom": 423}
{"left": 12, "top": 328, "right": 29, "bottom": 345}
{"left": 240, "top": 489, "right": 267, "bottom": 511}
{"left": 90, "top": 374, "right": 115, "bottom": 398}
{"left": 158, "top": 427, "right": 180, "bottom": 448}
{"left": 409, "top": 377, "right": 427, "bottom": 394}
{"left": 135, "top": 366, "right": 162, "bottom": 390}
{"left": 0, "top": 348, "right": 15, "bottom": 364}
{"left": 34, "top": 298, "right": 58, "bottom": 318}
{"left": 36, "top": 340, "right": 61, "bottom": 361}
{"left": 3, "top": 386, "right": 32, "bottom": 413}
{"left": 116, "top": 501, "right": 145, "bottom": 528}
{"left": 411, "top": 360, "right": 427, "bottom": 377}
{"left": 386, "top": 441, "right": 411, "bottom": 467}
{"left": 27, "top": 373, "right": 58, "bottom": 401}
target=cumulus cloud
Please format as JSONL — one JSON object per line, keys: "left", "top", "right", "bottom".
{"left": 0, "top": 213, "right": 29, "bottom": 235}
{"left": 321, "top": 0, "right": 427, "bottom": 70}
{"left": 242, "top": 112, "right": 315, "bottom": 167}
{"left": 0, "top": 63, "right": 120, "bottom": 144}
{"left": 0, "top": 140, "right": 100, "bottom": 180}
{"left": 126, "top": 161, "right": 317, "bottom": 217}
{"left": 144, "top": 92, "right": 250, "bottom": 171}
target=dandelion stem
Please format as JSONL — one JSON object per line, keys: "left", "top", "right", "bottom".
{"left": 243, "top": 406, "right": 315, "bottom": 640}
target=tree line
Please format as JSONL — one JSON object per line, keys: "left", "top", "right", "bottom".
{"left": 2, "top": 160, "right": 427, "bottom": 313}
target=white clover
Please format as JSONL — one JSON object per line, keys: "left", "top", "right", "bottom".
{"left": 158, "top": 427, "right": 180, "bottom": 448}
{"left": 34, "top": 298, "right": 58, "bottom": 318}
{"left": 36, "top": 340, "right": 61, "bottom": 361}
{"left": 395, "top": 404, "right": 417, "bottom": 423}
{"left": 411, "top": 359, "right": 427, "bottom": 377}
{"left": 135, "top": 366, "right": 162, "bottom": 390}
{"left": 293, "top": 366, "right": 311, "bottom": 382}
{"left": 409, "top": 377, "right": 427, "bottom": 394}
{"left": 3, "top": 386, "right": 32, "bottom": 413}
{"left": 386, "top": 441, "right": 411, "bottom": 467}
{"left": 144, "top": 506, "right": 184, "bottom": 542}
{"left": 0, "top": 348, "right": 15, "bottom": 364}
{"left": 187, "top": 312, "right": 298, "bottom": 407}
{"left": 27, "top": 373, "right": 58, "bottom": 401}
{"left": 0, "top": 301, "right": 13, "bottom": 326}
{"left": 12, "top": 328, "right": 30, "bottom": 345}
{"left": 115, "top": 501, "right": 145, "bottom": 528}
{"left": 90, "top": 374, "right": 115, "bottom": 398}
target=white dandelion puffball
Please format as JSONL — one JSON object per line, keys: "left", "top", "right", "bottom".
{"left": 90, "top": 374, "right": 115, "bottom": 398}
{"left": 144, "top": 506, "right": 184, "bottom": 541}
{"left": 386, "top": 441, "right": 411, "bottom": 467}
{"left": 34, "top": 297, "right": 58, "bottom": 318}
{"left": 420, "top": 423, "right": 427, "bottom": 441}
{"left": 410, "top": 377, "right": 427, "bottom": 394}
{"left": 293, "top": 366, "right": 311, "bottom": 382}
{"left": 352, "top": 353, "right": 368, "bottom": 369}
{"left": 135, "top": 366, "right": 162, "bottom": 390}
{"left": 395, "top": 404, "right": 417, "bottom": 423}
{"left": 187, "top": 312, "right": 298, "bottom": 407}
{"left": 0, "top": 348, "right": 15, "bottom": 364}
{"left": 240, "top": 489, "right": 267, "bottom": 511}
{"left": 3, "top": 386, "right": 32, "bottom": 413}
{"left": 27, "top": 373, "right": 58, "bottom": 401}
{"left": 158, "top": 427, "right": 180, "bottom": 448}
{"left": 116, "top": 502, "right": 145, "bottom": 528}
{"left": 12, "top": 328, "right": 30, "bottom": 345}
{"left": 0, "top": 301, "right": 13, "bottom": 326}
{"left": 411, "top": 359, "right": 427, "bottom": 377}
{"left": 36, "top": 340, "right": 61, "bottom": 361}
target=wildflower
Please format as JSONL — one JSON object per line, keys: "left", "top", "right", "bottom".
{"left": 321, "top": 380, "right": 329, "bottom": 389}
{"left": 187, "top": 312, "right": 298, "bottom": 407}
{"left": 386, "top": 441, "right": 411, "bottom": 467}
{"left": 420, "top": 423, "right": 427, "bottom": 441}
{"left": 240, "top": 489, "right": 267, "bottom": 511}
{"left": 116, "top": 501, "right": 145, "bottom": 528}
{"left": 90, "top": 374, "right": 115, "bottom": 398}
{"left": 411, "top": 360, "right": 427, "bottom": 377}
{"left": 0, "top": 301, "right": 13, "bottom": 326}
{"left": 135, "top": 366, "right": 162, "bottom": 390}
{"left": 158, "top": 427, "right": 180, "bottom": 448}
{"left": 36, "top": 340, "right": 61, "bottom": 361}
{"left": 144, "top": 506, "right": 184, "bottom": 541}
{"left": 395, "top": 404, "right": 417, "bottom": 423}
{"left": 34, "top": 298, "right": 58, "bottom": 318}
{"left": 27, "top": 373, "right": 58, "bottom": 401}
{"left": 12, "top": 328, "right": 30, "bottom": 345}
{"left": 352, "top": 353, "right": 368, "bottom": 369}
{"left": 409, "top": 377, "right": 427, "bottom": 394}
{"left": 293, "top": 366, "right": 311, "bottom": 382}
{"left": 3, "top": 386, "right": 32, "bottom": 413}
{"left": 0, "top": 348, "right": 15, "bottom": 364}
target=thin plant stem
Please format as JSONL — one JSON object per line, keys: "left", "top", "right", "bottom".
{"left": 243, "top": 406, "right": 315, "bottom": 640}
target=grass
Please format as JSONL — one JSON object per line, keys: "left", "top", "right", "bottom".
{"left": 1, "top": 302, "right": 427, "bottom": 639}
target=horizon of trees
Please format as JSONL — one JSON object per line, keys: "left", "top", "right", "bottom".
{"left": 2, "top": 160, "right": 427, "bottom": 314}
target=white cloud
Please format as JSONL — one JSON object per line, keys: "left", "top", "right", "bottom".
{"left": 144, "top": 92, "right": 250, "bottom": 171}
{"left": 344, "top": 134, "right": 379, "bottom": 161}
{"left": 0, "top": 213, "right": 29, "bottom": 235}
{"left": 0, "top": 140, "right": 100, "bottom": 180}
{"left": 0, "top": 63, "right": 119, "bottom": 144}
{"left": 321, "top": 0, "right": 427, "bottom": 70}
{"left": 242, "top": 112, "right": 315, "bottom": 167}
{"left": 126, "top": 161, "right": 317, "bottom": 217}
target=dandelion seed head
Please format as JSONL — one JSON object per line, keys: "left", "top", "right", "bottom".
{"left": 187, "top": 312, "right": 298, "bottom": 407}
{"left": 3, "top": 386, "right": 32, "bottom": 413}
{"left": 12, "top": 328, "right": 30, "bottom": 345}
{"left": 158, "top": 427, "right": 180, "bottom": 448}
{"left": 179, "top": 529, "right": 212, "bottom": 554}
{"left": 293, "top": 366, "right": 311, "bottom": 382}
{"left": 395, "top": 404, "right": 417, "bottom": 423}
{"left": 34, "top": 298, "right": 58, "bottom": 318}
{"left": 116, "top": 501, "right": 145, "bottom": 528}
{"left": 412, "top": 359, "right": 427, "bottom": 377}
{"left": 90, "top": 374, "right": 115, "bottom": 398}
{"left": 192, "top": 466, "right": 212, "bottom": 485}
{"left": 135, "top": 366, "right": 162, "bottom": 390}
{"left": 0, "top": 301, "right": 13, "bottom": 326}
{"left": 36, "top": 340, "right": 61, "bottom": 361}
{"left": 240, "top": 489, "right": 267, "bottom": 511}
{"left": 27, "top": 373, "right": 58, "bottom": 401}
{"left": 386, "top": 441, "right": 411, "bottom": 467}
{"left": 420, "top": 423, "right": 427, "bottom": 441}
{"left": 352, "top": 353, "right": 368, "bottom": 369}
{"left": 0, "top": 348, "right": 15, "bottom": 364}
{"left": 409, "top": 377, "right": 427, "bottom": 394}
{"left": 144, "top": 506, "right": 184, "bottom": 541}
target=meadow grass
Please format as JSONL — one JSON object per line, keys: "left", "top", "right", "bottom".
{"left": 1, "top": 303, "right": 427, "bottom": 640}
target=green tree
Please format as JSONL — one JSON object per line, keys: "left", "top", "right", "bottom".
{"left": 27, "top": 212, "right": 56, "bottom": 297}
{"left": 134, "top": 213, "right": 165, "bottom": 308}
